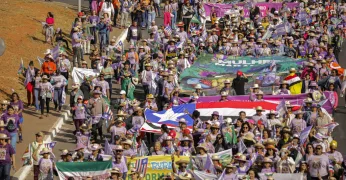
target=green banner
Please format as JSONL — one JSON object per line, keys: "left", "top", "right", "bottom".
{"left": 179, "top": 54, "right": 305, "bottom": 95}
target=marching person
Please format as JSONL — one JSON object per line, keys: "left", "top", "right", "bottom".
{"left": 87, "top": 90, "right": 107, "bottom": 142}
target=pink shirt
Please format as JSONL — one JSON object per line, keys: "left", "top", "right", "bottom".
{"left": 46, "top": 17, "right": 54, "bottom": 25}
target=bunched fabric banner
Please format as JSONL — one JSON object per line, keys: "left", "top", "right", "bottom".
{"left": 179, "top": 92, "right": 334, "bottom": 113}
{"left": 203, "top": 2, "right": 299, "bottom": 19}
{"left": 55, "top": 161, "right": 112, "bottom": 180}
{"left": 71, "top": 67, "right": 100, "bottom": 84}
{"left": 142, "top": 101, "right": 298, "bottom": 133}
{"left": 126, "top": 155, "right": 189, "bottom": 180}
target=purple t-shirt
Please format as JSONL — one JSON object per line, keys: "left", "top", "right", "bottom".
{"left": 10, "top": 100, "right": 24, "bottom": 118}
{"left": 1, "top": 114, "right": 20, "bottom": 133}
{"left": 0, "top": 143, "right": 15, "bottom": 165}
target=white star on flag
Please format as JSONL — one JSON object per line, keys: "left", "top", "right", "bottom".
{"left": 153, "top": 108, "right": 185, "bottom": 123}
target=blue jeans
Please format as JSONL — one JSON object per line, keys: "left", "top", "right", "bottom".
{"left": 54, "top": 88, "right": 63, "bottom": 110}
{"left": 10, "top": 132, "right": 17, "bottom": 152}
{"left": 148, "top": 12, "right": 156, "bottom": 28}
{"left": 141, "top": 11, "right": 148, "bottom": 27}
{"left": 172, "top": 11, "right": 177, "bottom": 29}
{"left": 99, "top": 33, "right": 107, "bottom": 51}
{"left": 34, "top": 88, "right": 40, "bottom": 110}
{"left": 0, "top": 164, "right": 11, "bottom": 180}
{"left": 154, "top": 3, "right": 161, "bottom": 16}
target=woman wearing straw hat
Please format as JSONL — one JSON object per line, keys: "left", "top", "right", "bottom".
{"left": 108, "top": 117, "right": 127, "bottom": 143}
{"left": 272, "top": 80, "right": 291, "bottom": 95}
{"left": 121, "top": 139, "right": 136, "bottom": 157}
{"left": 144, "top": 94, "right": 158, "bottom": 111}
{"left": 177, "top": 137, "right": 194, "bottom": 156}
{"left": 290, "top": 110, "right": 307, "bottom": 134}
{"left": 0, "top": 133, "right": 15, "bottom": 179}
{"left": 87, "top": 144, "right": 104, "bottom": 161}
{"left": 38, "top": 148, "right": 54, "bottom": 180}
{"left": 109, "top": 167, "right": 122, "bottom": 180}
{"left": 38, "top": 75, "right": 53, "bottom": 119}
{"left": 120, "top": 61, "right": 135, "bottom": 92}
{"left": 235, "top": 154, "right": 250, "bottom": 175}
{"left": 141, "top": 62, "right": 157, "bottom": 96}
{"left": 266, "top": 110, "right": 281, "bottom": 130}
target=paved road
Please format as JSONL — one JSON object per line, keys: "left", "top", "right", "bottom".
{"left": 332, "top": 42, "right": 346, "bottom": 154}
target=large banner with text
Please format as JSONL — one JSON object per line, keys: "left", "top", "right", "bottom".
{"left": 179, "top": 54, "right": 304, "bottom": 95}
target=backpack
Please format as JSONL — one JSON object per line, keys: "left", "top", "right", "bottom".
{"left": 7, "top": 119, "right": 16, "bottom": 132}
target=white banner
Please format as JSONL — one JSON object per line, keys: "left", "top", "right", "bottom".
{"left": 258, "top": 173, "right": 304, "bottom": 180}
{"left": 71, "top": 67, "right": 100, "bottom": 84}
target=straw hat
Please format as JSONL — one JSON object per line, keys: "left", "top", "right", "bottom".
{"left": 178, "top": 118, "right": 187, "bottom": 124}
{"left": 254, "top": 143, "right": 265, "bottom": 149}
{"left": 180, "top": 137, "right": 192, "bottom": 142}
{"left": 0, "top": 100, "right": 9, "bottom": 105}
{"left": 263, "top": 157, "right": 273, "bottom": 163}
{"left": 61, "top": 149, "right": 69, "bottom": 156}
{"left": 40, "top": 148, "right": 51, "bottom": 155}
{"left": 0, "top": 121, "right": 6, "bottom": 128}
{"left": 44, "top": 49, "right": 51, "bottom": 55}
{"left": 175, "top": 159, "right": 189, "bottom": 165}
{"left": 280, "top": 80, "right": 289, "bottom": 85}
{"left": 0, "top": 133, "right": 11, "bottom": 140}
{"left": 196, "top": 144, "right": 207, "bottom": 152}
{"left": 92, "top": 90, "right": 102, "bottom": 94}
{"left": 211, "top": 155, "right": 220, "bottom": 160}
{"left": 164, "top": 136, "right": 174, "bottom": 141}
{"left": 132, "top": 77, "right": 139, "bottom": 85}
{"left": 146, "top": 94, "right": 154, "bottom": 99}
{"left": 110, "top": 168, "right": 121, "bottom": 174}
{"left": 289, "top": 68, "right": 296, "bottom": 72}
{"left": 42, "top": 75, "right": 49, "bottom": 80}
{"left": 90, "top": 144, "right": 103, "bottom": 151}
{"left": 82, "top": 61, "right": 88, "bottom": 65}
{"left": 226, "top": 163, "right": 237, "bottom": 168}
{"left": 36, "top": 131, "right": 44, "bottom": 137}
{"left": 243, "top": 133, "right": 255, "bottom": 143}
{"left": 116, "top": 110, "right": 127, "bottom": 116}
{"left": 235, "top": 154, "right": 247, "bottom": 162}
{"left": 112, "top": 145, "right": 124, "bottom": 151}
{"left": 255, "top": 106, "right": 264, "bottom": 111}
{"left": 252, "top": 84, "right": 260, "bottom": 88}
{"left": 121, "top": 139, "right": 133, "bottom": 145}
{"left": 195, "top": 84, "right": 202, "bottom": 89}
{"left": 224, "top": 79, "right": 231, "bottom": 84}
{"left": 224, "top": 117, "right": 232, "bottom": 123}
{"left": 267, "top": 110, "right": 277, "bottom": 115}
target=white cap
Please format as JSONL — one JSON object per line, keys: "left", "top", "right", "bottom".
{"left": 120, "top": 90, "right": 126, "bottom": 95}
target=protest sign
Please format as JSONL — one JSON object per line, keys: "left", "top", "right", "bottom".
{"left": 126, "top": 155, "right": 189, "bottom": 180}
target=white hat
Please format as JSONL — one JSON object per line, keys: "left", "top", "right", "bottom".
{"left": 178, "top": 118, "right": 187, "bottom": 124}
{"left": 195, "top": 84, "right": 202, "bottom": 89}
{"left": 252, "top": 84, "right": 260, "bottom": 88}
{"left": 224, "top": 117, "right": 232, "bottom": 123}
{"left": 120, "top": 90, "right": 126, "bottom": 95}
{"left": 44, "top": 49, "right": 51, "bottom": 55}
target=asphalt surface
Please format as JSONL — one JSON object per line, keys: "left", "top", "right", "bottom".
{"left": 47, "top": 1, "right": 346, "bottom": 175}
